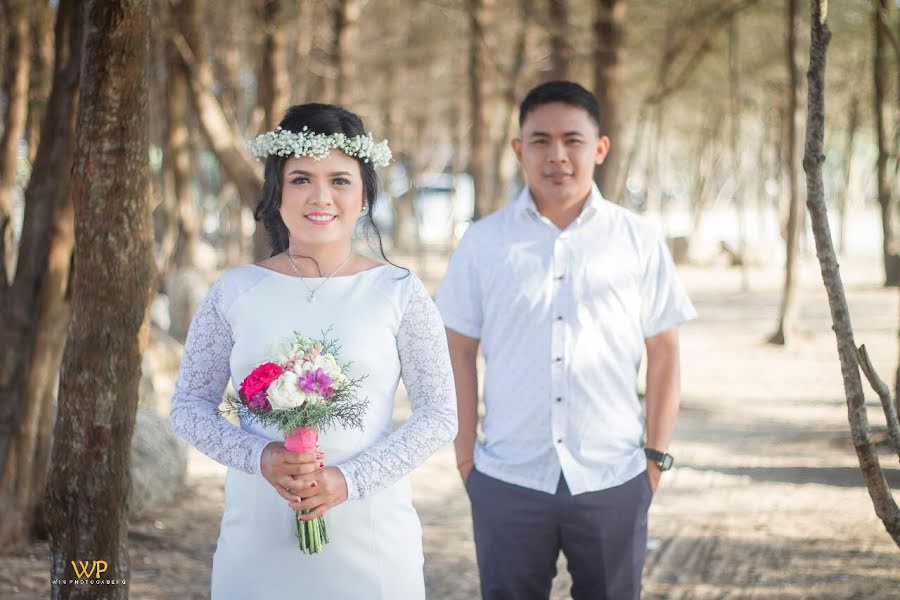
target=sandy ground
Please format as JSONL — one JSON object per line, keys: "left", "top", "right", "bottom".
{"left": 2, "top": 253, "right": 899, "bottom": 599}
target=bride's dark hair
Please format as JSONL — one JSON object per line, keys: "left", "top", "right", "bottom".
{"left": 253, "top": 103, "right": 401, "bottom": 273}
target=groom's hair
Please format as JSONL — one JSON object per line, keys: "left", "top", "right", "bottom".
{"left": 518, "top": 81, "right": 602, "bottom": 133}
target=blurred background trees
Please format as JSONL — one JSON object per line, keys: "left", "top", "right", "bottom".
{"left": 0, "top": 0, "right": 896, "bottom": 552}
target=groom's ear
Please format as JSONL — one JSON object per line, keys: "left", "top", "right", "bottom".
{"left": 511, "top": 138, "right": 523, "bottom": 162}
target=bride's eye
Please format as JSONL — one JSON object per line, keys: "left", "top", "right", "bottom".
{"left": 333, "top": 177, "right": 350, "bottom": 185}
{"left": 290, "top": 176, "right": 310, "bottom": 185}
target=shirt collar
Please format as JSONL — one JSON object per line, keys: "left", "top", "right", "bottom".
{"left": 513, "top": 182, "right": 605, "bottom": 226}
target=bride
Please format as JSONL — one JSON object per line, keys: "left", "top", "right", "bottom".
{"left": 170, "top": 103, "right": 457, "bottom": 599}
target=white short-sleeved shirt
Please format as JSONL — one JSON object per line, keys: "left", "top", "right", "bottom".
{"left": 436, "top": 183, "right": 697, "bottom": 495}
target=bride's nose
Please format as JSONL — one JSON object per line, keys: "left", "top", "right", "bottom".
{"left": 310, "top": 182, "right": 333, "bottom": 206}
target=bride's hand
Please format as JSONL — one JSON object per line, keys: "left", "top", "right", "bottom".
{"left": 289, "top": 466, "right": 348, "bottom": 520}
{"left": 260, "top": 441, "right": 323, "bottom": 503}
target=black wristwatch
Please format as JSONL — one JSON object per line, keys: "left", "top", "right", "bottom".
{"left": 644, "top": 448, "right": 674, "bottom": 471}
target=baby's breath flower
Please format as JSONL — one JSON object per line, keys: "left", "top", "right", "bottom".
{"left": 247, "top": 127, "right": 392, "bottom": 168}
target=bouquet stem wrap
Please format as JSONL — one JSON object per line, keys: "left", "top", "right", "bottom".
{"left": 285, "top": 426, "right": 329, "bottom": 553}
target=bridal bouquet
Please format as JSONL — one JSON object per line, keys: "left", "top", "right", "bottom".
{"left": 219, "top": 329, "right": 367, "bottom": 554}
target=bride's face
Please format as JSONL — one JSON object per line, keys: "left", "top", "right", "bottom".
{"left": 279, "top": 152, "right": 365, "bottom": 250}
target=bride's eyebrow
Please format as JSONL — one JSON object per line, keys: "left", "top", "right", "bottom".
{"left": 286, "top": 170, "right": 353, "bottom": 177}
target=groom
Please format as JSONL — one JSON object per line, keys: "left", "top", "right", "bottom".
{"left": 436, "top": 81, "right": 696, "bottom": 599}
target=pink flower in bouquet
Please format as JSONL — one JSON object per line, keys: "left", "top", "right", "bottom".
{"left": 298, "top": 367, "right": 335, "bottom": 399}
{"left": 247, "top": 390, "right": 271, "bottom": 410}
{"left": 240, "top": 362, "right": 284, "bottom": 402}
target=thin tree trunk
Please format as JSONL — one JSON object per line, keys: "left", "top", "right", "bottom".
{"left": 160, "top": 0, "right": 196, "bottom": 275}
{"left": 47, "top": 1, "right": 154, "bottom": 596}
{"left": 491, "top": 0, "right": 533, "bottom": 213}
{"left": 874, "top": 0, "right": 900, "bottom": 287}
{"left": 768, "top": 0, "right": 803, "bottom": 346}
{"left": 469, "top": 0, "right": 495, "bottom": 219}
{"left": 613, "top": 103, "right": 647, "bottom": 205}
{"left": 25, "top": 0, "right": 54, "bottom": 165}
{"left": 333, "top": 0, "right": 361, "bottom": 106}
{"left": 0, "top": 0, "right": 30, "bottom": 285}
{"left": 259, "top": 0, "right": 289, "bottom": 131}
{"left": 0, "top": 0, "right": 81, "bottom": 549}
{"left": 804, "top": 0, "right": 900, "bottom": 547}
{"left": 545, "top": 0, "right": 572, "bottom": 81}
{"left": 729, "top": 15, "right": 749, "bottom": 290}
{"left": 838, "top": 95, "right": 859, "bottom": 256}
{"left": 292, "top": 0, "right": 314, "bottom": 102}
{"left": 173, "top": 0, "right": 263, "bottom": 234}
{"left": 593, "top": 0, "right": 625, "bottom": 201}
{"left": 253, "top": 0, "right": 290, "bottom": 261}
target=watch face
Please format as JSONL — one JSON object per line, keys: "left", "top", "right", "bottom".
{"left": 661, "top": 454, "right": 674, "bottom": 470}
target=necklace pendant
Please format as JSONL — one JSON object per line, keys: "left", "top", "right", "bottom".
{"left": 308, "top": 293, "right": 316, "bottom": 304}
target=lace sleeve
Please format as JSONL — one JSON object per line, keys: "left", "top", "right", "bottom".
{"left": 169, "top": 278, "right": 271, "bottom": 474}
{"left": 336, "top": 277, "right": 458, "bottom": 500}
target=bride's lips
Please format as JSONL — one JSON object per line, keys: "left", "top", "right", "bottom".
{"left": 305, "top": 212, "right": 338, "bottom": 226}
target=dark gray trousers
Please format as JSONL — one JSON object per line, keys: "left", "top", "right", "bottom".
{"left": 466, "top": 468, "right": 652, "bottom": 600}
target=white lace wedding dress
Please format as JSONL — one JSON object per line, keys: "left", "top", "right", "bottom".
{"left": 170, "top": 264, "right": 457, "bottom": 600}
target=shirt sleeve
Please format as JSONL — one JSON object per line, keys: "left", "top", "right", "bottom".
{"left": 169, "top": 277, "right": 272, "bottom": 474}
{"left": 435, "top": 229, "right": 483, "bottom": 339}
{"left": 640, "top": 234, "right": 698, "bottom": 337}
{"left": 335, "top": 275, "right": 458, "bottom": 500}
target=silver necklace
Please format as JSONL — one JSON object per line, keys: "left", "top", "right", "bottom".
{"left": 285, "top": 248, "right": 353, "bottom": 304}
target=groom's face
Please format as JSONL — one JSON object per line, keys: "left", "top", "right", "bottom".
{"left": 512, "top": 102, "right": 609, "bottom": 207}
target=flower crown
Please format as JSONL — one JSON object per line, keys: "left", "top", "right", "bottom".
{"left": 247, "top": 126, "right": 392, "bottom": 168}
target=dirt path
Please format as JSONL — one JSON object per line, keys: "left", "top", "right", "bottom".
{"left": 2, "top": 255, "right": 899, "bottom": 599}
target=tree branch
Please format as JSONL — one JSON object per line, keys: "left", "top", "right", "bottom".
{"left": 875, "top": 0, "right": 900, "bottom": 63}
{"left": 857, "top": 344, "right": 900, "bottom": 461}
{"left": 805, "top": 0, "right": 900, "bottom": 547}
{"left": 170, "top": 30, "right": 263, "bottom": 206}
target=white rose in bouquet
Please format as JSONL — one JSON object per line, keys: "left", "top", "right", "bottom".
{"left": 267, "top": 371, "right": 306, "bottom": 409}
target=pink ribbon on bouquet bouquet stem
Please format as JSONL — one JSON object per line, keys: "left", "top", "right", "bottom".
{"left": 284, "top": 426, "right": 319, "bottom": 454}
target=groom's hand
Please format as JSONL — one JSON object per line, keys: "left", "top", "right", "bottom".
{"left": 260, "top": 441, "right": 323, "bottom": 503}
{"left": 457, "top": 457, "right": 474, "bottom": 484}
{"left": 290, "top": 467, "right": 349, "bottom": 519}
{"left": 646, "top": 459, "right": 662, "bottom": 494}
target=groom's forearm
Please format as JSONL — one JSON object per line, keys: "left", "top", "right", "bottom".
{"left": 446, "top": 328, "right": 480, "bottom": 469}
{"left": 644, "top": 327, "right": 681, "bottom": 452}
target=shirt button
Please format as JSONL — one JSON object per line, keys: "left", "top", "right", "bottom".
{"left": 556, "top": 438, "right": 563, "bottom": 444}
{"left": 556, "top": 397, "right": 563, "bottom": 403}
{"left": 556, "top": 274, "right": 565, "bottom": 281}
{"left": 556, "top": 316, "right": 563, "bottom": 321}
{"left": 554, "top": 357, "right": 563, "bottom": 362}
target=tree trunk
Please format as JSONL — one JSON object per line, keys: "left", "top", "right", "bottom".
{"left": 874, "top": 0, "right": 900, "bottom": 287}
{"left": 614, "top": 103, "right": 647, "bottom": 205}
{"left": 292, "top": 0, "right": 315, "bottom": 102}
{"left": 838, "top": 95, "right": 859, "bottom": 256}
{"left": 545, "top": 0, "right": 572, "bottom": 81}
{"left": 768, "top": 0, "right": 803, "bottom": 346}
{"left": 491, "top": 0, "right": 533, "bottom": 213}
{"left": 174, "top": 0, "right": 264, "bottom": 253}
{"left": 47, "top": 1, "right": 154, "bottom": 596}
{"left": 259, "top": 0, "right": 289, "bottom": 131}
{"left": 804, "top": 0, "right": 900, "bottom": 548}
{"left": 332, "top": 0, "right": 362, "bottom": 106}
{"left": 25, "top": 0, "right": 54, "bottom": 165}
{"left": 158, "top": 0, "right": 197, "bottom": 277}
{"left": 729, "top": 14, "right": 749, "bottom": 290}
{"left": 468, "top": 0, "right": 494, "bottom": 219}
{"left": 592, "top": 0, "right": 625, "bottom": 202}
{"left": 0, "top": 0, "right": 30, "bottom": 285}
{"left": 0, "top": 0, "right": 81, "bottom": 549}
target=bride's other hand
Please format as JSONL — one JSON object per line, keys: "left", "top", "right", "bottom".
{"left": 260, "top": 441, "right": 322, "bottom": 503}
{"left": 289, "top": 466, "right": 349, "bottom": 519}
